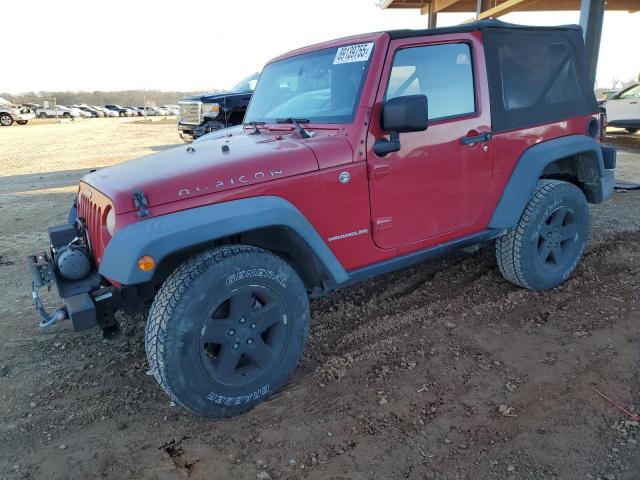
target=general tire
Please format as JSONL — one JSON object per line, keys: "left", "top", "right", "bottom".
{"left": 625, "top": 128, "right": 638, "bottom": 134}
{"left": 495, "top": 179, "right": 589, "bottom": 291}
{"left": 145, "top": 245, "right": 309, "bottom": 418}
{"left": 0, "top": 114, "right": 13, "bottom": 126}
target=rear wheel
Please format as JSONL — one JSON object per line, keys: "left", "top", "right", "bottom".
{"left": 496, "top": 179, "right": 589, "bottom": 291}
{"left": 625, "top": 128, "right": 638, "bottom": 134}
{"left": 17, "top": 120, "right": 28, "bottom": 125}
{"left": 145, "top": 245, "right": 309, "bottom": 418}
{"left": 38, "top": 112, "right": 47, "bottom": 118}
{"left": 0, "top": 114, "right": 13, "bottom": 126}
{"left": 62, "top": 112, "right": 71, "bottom": 118}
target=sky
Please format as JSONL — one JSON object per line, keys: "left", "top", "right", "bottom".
{"left": 2, "top": 0, "right": 638, "bottom": 93}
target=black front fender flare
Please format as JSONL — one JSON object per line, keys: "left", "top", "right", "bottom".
{"left": 99, "top": 196, "right": 348, "bottom": 286}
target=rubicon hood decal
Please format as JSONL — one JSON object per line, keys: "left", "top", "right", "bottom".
{"left": 178, "top": 168, "right": 284, "bottom": 197}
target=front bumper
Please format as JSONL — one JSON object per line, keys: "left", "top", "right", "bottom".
{"left": 177, "top": 120, "right": 225, "bottom": 142}
{"left": 16, "top": 113, "right": 35, "bottom": 121}
{"left": 28, "top": 223, "right": 119, "bottom": 332}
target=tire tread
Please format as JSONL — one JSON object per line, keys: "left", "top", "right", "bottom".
{"left": 145, "top": 245, "right": 266, "bottom": 411}
{"left": 495, "top": 179, "right": 580, "bottom": 290}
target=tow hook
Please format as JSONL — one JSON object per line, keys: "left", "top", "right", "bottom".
{"left": 31, "top": 281, "right": 68, "bottom": 328}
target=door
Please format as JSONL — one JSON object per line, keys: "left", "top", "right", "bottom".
{"left": 367, "top": 38, "right": 493, "bottom": 250}
{"left": 606, "top": 84, "right": 640, "bottom": 122}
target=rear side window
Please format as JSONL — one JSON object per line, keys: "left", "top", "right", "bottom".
{"left": 499, "top": 42, "right": 581, "bottom": 110}
{"left": 385, "top": 43, "right": 475, "bottom": 121}
{"left": 483, "top": 27, "right": 598, "bottom": 132}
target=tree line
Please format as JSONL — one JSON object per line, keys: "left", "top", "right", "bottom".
{"left": 0, "top": 89, "right": 222, "bottom": 107}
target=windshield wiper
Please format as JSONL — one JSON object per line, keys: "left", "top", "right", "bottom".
{"left": 244, "top": 120, "right": 265, "bottom": 135}
{"left": 276, "top": 117, "right": 313, "bottom": 139}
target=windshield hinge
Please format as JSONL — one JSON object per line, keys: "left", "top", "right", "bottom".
{"left": 132, "top": 190, "right": 150, "bottom": 217}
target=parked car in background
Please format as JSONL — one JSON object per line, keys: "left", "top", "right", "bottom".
{"left": 126, "top": 106, "right": 144, "bottom": 116}
{"left": 605, "top": 83, "right": 640, "bottom": 133}
{"left": 177, "top": 72, "right": 258, "bottom": 141}
{"left": 137, "top": 106, "right": 164, "bottom": 116}
{"left": 22, "top": 103, "right": 42, "bottom": 111}
{"left": 104, "top": 104, "right": 133, "bottom": 117}
{"left": 163, "top": 105, "right": 179, "bottom": 115}
{"left": 93, "top": 106, "right": 119, "bottom": 117}
{"left": 0, "top": 97, "right": 35, "bottom": 126}
{"left": 597, "top": 89, "right": 619, "bottom": 107}
{"left": 68, "top": 106, "right": 92, "bottom": 118}
{"left": 72, "top": 105, "right": 100, "bottom": 117}
{"left": 83, "top": 105, "right": 105, "bottom": 117}
{"left": 137, "top": 106, "right": 154, "bottom": 116}
{"left": 35, "top": 105, "right": 79, "bottom": 118}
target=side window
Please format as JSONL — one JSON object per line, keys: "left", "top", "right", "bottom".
{"left": 385, "top": 43, "right": 475, "bottom": 121}
{"left": 619, "top": 85, "right": 640, "bottom": 99}
{"left": 499, "top": 42, "right": 581, "bottom": 109}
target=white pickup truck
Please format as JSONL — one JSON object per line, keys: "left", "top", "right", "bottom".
{"left": 605, "top": 83, "right": 640, "bottom": 133}
{"left": 0, "top": 97, "right": 35, "bottom": 126}
{"left": 35, "top": 105, "right": 80, "bottom": 119}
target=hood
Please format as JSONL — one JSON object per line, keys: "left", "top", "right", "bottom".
{"left": 179, "top": 91, "right": 250, "bottom": 103}
{"left": 83, "top": 132, "right": 322, "bottom": 214}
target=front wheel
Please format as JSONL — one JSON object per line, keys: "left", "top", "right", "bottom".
{"left": 145, "top": 245, "right": 310, "bottom": 418}
{"left": 0, "top": 114, "right": 14, "bottom": 126}
{"left": 17, "top": 120, "right": 28, "bottom": 125}
{"left": 496, "top": 179, "right": 589, "bottom": 291}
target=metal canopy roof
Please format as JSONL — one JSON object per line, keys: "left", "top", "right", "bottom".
{"left": 380, "top": 0, "right": 639, "bottom": 17}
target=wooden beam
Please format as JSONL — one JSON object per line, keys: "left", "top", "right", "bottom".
{"left": 432, "top": 0, "right": 462, "bottom": 12}
{"left": 378, "top": 0, "right": 396, "bottom": 9}
{"left": 381, "top": 0, "right": 639, "bottom": 10}
{"left": 463, "top": 0, "right": 541, "bottom": 21}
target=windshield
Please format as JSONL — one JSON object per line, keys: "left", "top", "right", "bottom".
{"left": 245, "top": 43, "right": 373, "bottom": 124}
{"left": 231, "top": 73, "right": 260, "bottom": 93}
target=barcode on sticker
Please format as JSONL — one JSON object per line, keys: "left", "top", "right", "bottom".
{"left": 333, "top": 43, "right": 374, "bottom": 65}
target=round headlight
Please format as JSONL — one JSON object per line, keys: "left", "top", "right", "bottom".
{"left": 106, "top": 208, "right": 116, "bottom": 236}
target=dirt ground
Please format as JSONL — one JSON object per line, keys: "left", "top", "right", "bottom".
{"left": 1, "top": 119, "right": 639, "bottom": 480}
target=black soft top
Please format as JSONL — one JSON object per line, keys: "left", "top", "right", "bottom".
{"left": 386, "top": 19, "right": 597, "bottom": 133}
{"left": 387, "top": 19, "right": 582, "bottom": 40}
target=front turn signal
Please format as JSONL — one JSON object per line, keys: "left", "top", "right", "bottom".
{"left": 137, "top": 256, "right": 155, "bottom": 271}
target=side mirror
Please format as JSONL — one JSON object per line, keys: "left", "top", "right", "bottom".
{"left": 375, "top": 94, "right": 428, "bottom": 157}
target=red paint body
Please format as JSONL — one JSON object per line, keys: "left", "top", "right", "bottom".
{"left": 79, "top": 30, "right": 595, "bottom": 276}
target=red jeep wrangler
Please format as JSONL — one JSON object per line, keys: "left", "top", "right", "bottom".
{"left": 30, "top": 20, "right": 616, "bottom": 418}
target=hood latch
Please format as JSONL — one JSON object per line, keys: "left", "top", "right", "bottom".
{"left": 132, "top": 190, "right": 150, "bottom": 217}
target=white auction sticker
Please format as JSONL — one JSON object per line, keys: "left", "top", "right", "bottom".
{"left": 333, "top": 42, "right": 374, "bottom": 65}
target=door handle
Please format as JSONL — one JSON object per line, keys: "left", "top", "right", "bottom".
{"left": 460, "top": 132, "right": 492, "bottom": 145}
